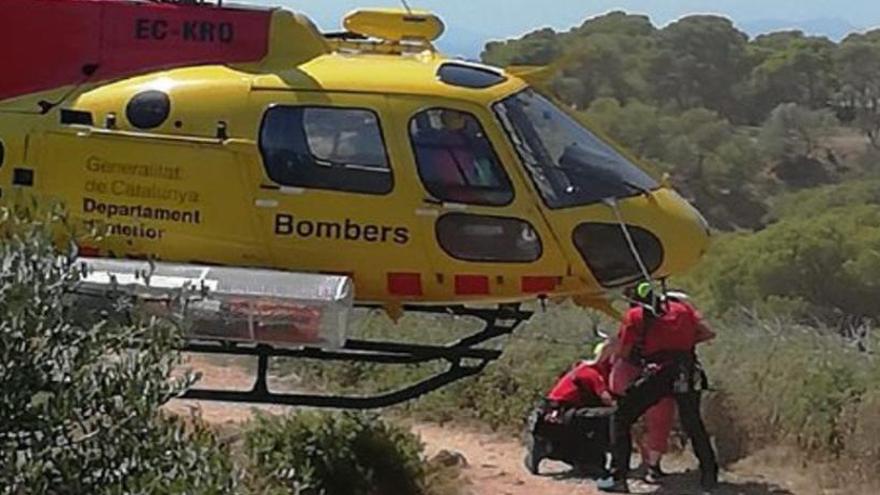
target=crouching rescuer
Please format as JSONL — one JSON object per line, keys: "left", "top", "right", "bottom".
{"left": 598, "top": 283, "right": 719, "bottom": 493}
{"left": 525, "top": 342, "right": 616, "bottom": 477}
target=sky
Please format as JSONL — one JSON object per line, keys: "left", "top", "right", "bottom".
{"left": 244, "top": 0, "right": 880, "bottom": 57}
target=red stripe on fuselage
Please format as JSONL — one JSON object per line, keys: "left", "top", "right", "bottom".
{"left": 1, "top": 0, "right": 271, "bottom": 101}
{"left": 454, "top": 275, "right": 490, "bottom": 296}
{"left": 387, "top": 273, "right": 423, "bottom": 297}
{"left": 521, "top": 276, "right": 561, "bottom": 294}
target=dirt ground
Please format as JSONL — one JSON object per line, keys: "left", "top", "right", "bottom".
{"left": 166, "top": 355, "right": 847, "bottom": 495}
{"left": 411, "top": 422, "right": 822, "bottom": 495}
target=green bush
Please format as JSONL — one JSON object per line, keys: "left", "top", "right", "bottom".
{"left": 699, "top": 312, "right": 878, "bottom": 481}
{"left": 0, "top": 204, "right": 239, "bottom": 494}
{"left": 244, "top": 412, "right": 429, "bottom": 495}
{"left": 682, "top": 204, "right": 880, "bottom": 324}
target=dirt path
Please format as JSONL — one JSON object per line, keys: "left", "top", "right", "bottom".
{"left": 166, "top": 355, "right": 287, "bottom": 423}
{"left": 168, "top": 356, "right": 824, "bottom": 495}
{"left": 413, "top": 422, "right": 596, "bottom": 495}
{"left": 410, "top": 422, "right": 817, "bottom": 495}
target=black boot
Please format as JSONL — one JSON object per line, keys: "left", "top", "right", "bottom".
{"left": 700, "top": 466, "right": 719, "bottom": 493}
{"left": 597, "top": 476, "right": 630, "bottom": 493}
{"left": 644, "top": 463, "right": 667, "bottom": 484}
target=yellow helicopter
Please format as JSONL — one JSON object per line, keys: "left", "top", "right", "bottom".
{"left": 0, "top": 0, "right": 710, "bottom": 408}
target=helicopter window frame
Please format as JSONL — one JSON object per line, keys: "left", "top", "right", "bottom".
{"left": 492, "top": 88, "right": 660, "bottom": 210}
{"left": 258, "top": 104, "right": 395, "bottom": 196}
{"left": 408, "top": 107, "right": 516, "bottom": 207}
{"left": 436, "top": 213, "right": 543, "bottom": 263}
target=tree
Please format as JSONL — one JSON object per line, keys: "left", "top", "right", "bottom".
{"left": 747, "top": 34, "right": 838, "bottom": 122}
{"left": 834, "top": 36, "right": 880, "bottom": 149}
{"left": 585, "top": 97, "right": 665, "bottom": 157}
{"left": 554, "top": 34, "right": 639, "bottom": 107}
{"left": 648, "top": 16, "right": 750, "bottom": 120}
{"left": 760, "top": 102, "right": 838, "bottom": 159}
{"left": 570, "top": 10, "right": 655, "bottom": 39}
{"left": 688, "top": 203, "right": 880, "bottom": 323}
{"left": 584, "top": 100, "right": 769, "bottom": 230}
{"left": 481, "top": 28, "right": 563, "bottom": 67}
{"left": 0, "top": 205, "right": 238, "bottom": 494}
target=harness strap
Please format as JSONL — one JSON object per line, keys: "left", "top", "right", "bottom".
{"left": 629, "top": 305, "right": 657, "bottom": 366}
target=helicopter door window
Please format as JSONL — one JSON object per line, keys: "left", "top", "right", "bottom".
{"left": 436, "top": 213, "right": 542, "bottom": 262}
{"left": 259, "top": 106, "right": 393, "bottom": 195}
{"left": 409, "top": 108, "right": 514, "bottom": 206}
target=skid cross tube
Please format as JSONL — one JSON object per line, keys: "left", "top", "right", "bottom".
{"left": 180, "top": 304, "right": 533, "bottom": 409}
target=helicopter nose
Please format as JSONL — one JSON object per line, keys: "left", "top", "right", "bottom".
{"left": 572, "top": 189, "right": 710, "bottom": 287}
{"left": 648, "top": 189, "right": 711, "bottom": 277}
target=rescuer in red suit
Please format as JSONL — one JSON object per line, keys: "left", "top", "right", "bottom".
{"left": 599, "top": 283, "right": 718, "bottom": 494}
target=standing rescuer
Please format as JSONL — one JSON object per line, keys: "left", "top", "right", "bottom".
{"left": 598, "top": 282, "right": 719, "bottom": 494}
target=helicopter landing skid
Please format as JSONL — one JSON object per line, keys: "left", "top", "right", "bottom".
{"left": 179, "top": 304, "right": 533, "bottom": 409}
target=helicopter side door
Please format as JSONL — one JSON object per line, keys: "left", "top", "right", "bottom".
{"left": 244, "top": 91, "right": 432, "bottom": 303}
{"left": 383, "top": 95, "right": 572, "bottom": 304}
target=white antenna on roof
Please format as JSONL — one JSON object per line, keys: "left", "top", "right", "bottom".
{"left": 400, "top": 0, "right": 413, "bottom": 13}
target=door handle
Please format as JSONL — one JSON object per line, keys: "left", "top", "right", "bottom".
{"left": 423, "top": 197, "right": 467, "bottom": 210}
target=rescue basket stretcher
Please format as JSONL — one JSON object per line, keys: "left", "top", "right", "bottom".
{"left": 74, "top": 257, "right": 352, "bottom": 349}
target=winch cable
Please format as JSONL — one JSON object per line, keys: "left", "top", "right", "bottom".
{"left": 603, "top": 197, "right": 660, "bottom": 311}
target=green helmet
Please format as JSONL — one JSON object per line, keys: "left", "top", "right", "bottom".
{"left": 635, "top": 281, "right": 653, "bottom": 300}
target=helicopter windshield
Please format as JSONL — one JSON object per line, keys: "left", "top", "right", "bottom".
{"left": 494, "top": 89, "right": 658, "bottom": 209}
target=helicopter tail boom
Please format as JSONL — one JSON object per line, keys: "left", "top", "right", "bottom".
{"left": 0, "top": 0, "right": 272, "bottom": 103}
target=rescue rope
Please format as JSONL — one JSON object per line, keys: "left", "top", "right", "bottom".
{"left": 603, "top": 198, "right": 654, "bottom": 284}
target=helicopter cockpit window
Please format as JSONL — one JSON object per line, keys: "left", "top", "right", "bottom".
{"left": 494, "top": 89, "right": 659, "bottom": 209}
{"left": 259, "top": 106, "right": 392, "bottom": 195}
{"left": 409, "top": 108, "right": 514, "bottom": 206}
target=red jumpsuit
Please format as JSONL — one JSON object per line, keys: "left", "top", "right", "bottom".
{"left": 610, "top": 360, "right": 676, "bottom": 461}
{"left": 548, "top": 360, "right": 611, "bottom": 408}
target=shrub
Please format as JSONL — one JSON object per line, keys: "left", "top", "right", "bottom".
{"left": 244, "top": 412, "right": 430, "bottom": 495}
{"left": 682, "top": 205, "right": 880, "bottom": 326}
{"left": 699, "top": 312, "right": 876, "bottom": 469}
{"left": 0, "top": 204, "right": 239, "bottom": 494}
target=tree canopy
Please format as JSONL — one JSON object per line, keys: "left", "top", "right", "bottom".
{"left": 483, "top": 12, "right": 880, "bottom": 127}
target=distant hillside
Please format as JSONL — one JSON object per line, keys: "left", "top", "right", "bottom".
{"left": 456, "top": 13, "right": 874, "bottom": 60}
{"left": 738, "top": 17, "right": 863, "bottom": 40}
